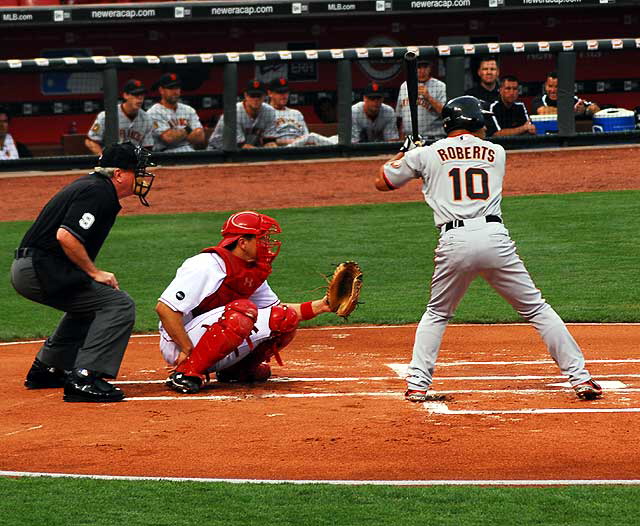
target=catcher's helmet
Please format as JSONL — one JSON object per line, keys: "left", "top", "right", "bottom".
{"left": 441, "top": 95, "right": 493, "bottom": 134}
{"left": 99, "top": 142, "right": 155, "bottom": 207}
{"left": 218, "top": 211, "right": 282, "bottom": 263}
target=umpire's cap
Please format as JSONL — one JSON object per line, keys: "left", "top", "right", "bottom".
{"left": 442, "top": 95, "right": 493, "bottom": 134}
{"left": 99, "top": 142, "right": 141, "bottom": 170}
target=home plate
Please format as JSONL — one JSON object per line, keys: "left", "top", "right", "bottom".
{"left": 547, "top": 381, "right": 627, "bottom": 389}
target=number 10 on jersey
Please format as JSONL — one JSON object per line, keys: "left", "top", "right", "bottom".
{"left": 449, "top": 167, "right": 490, "bottom": 200}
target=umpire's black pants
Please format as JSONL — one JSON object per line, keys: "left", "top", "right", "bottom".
{"left": 10, "top": 256, "right": 135, "bottom": 378}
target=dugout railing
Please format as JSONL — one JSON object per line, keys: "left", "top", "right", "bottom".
{"left": 0, "top": 37, "right": 639, "bottom": 171}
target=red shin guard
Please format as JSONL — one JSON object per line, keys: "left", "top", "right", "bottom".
{"left": 176, "top": 299, "right": 258, "bottom": 379}
{"left": 216, "top": 304, "right": 299, "bottom": 382}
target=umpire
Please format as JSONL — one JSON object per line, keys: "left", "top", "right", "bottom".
{"left": 10, "top": 142, "right": 155, "bottom": 403}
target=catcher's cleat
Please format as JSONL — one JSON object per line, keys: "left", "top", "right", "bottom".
{"left": 574, "top": 379, "right": 603, "bottom": 400}
{"left": 24, "top": 358, "right": 68, "bottom": 389}
{"left": 63, "top": 369, "right": 124, "bottom": 403}
{"left": 216, "top": 362, "right": 272, "bottom": 383}
{"left": 166, "top": 371, "right": 203, "bottom": 394}
{"left": 405, "top": 389, "right": 429, "bottom": 403}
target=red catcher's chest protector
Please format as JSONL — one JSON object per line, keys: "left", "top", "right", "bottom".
{"left": 190, "top": 247, "right": 272, "bottom": 318}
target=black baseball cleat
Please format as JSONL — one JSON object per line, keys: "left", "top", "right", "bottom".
{"left": 24, "top": 358, "right": 68, "bottom": 389}
{"left": 63, "top": 368, "right": 125, "bottom": 403}
{"left": 216, "top": 362, "right": 272, "bottom": 383}
{"left": 574, "top": 379, "right": 603, "bottom": 401}
{"left": 166, "top": 371, "right": 202, "bottom": 394}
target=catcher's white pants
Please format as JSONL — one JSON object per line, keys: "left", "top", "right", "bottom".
{"left": 160, "top": 306, "right": 274, "bottom": 372}
{"left": 406, "top": 219, "right": 591, "bottom": 392}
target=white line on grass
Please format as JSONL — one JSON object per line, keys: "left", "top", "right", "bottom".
{"left": 1, "top": 470, "right": 640, "bottom": 485}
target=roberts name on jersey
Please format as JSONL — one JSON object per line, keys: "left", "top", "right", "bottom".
{"left": 435, "top": 144, "right": 496, "bottom": 163}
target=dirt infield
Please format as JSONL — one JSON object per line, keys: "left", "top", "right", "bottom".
{"left": 2, "top": 146, "right": 640, "bottom": 482}
{"left": 2, "top": 324, "right": 640, "bottom": 480}
{"left": 0, "top": 146, "right": 639, "bottom": 221}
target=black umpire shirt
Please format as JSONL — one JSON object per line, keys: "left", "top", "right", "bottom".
{"left": 485, "top": 100, "right": 530, "bottom": 137}
{"left": 464, "top": 84, "right": 500, "bottom": 107}
{"left": 20, "top": 172, "right": 121, "bottom": 261}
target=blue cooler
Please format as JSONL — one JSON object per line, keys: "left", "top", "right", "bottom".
{"left": 530, "top": 115, "right": 558, "bottom": 135}
{"left": 592, "top": 108, "right": 636, "bottom": 133}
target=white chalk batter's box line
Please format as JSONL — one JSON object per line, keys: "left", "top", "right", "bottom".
{"left": 118, "top": 363, "right": 639, "bottom": 414}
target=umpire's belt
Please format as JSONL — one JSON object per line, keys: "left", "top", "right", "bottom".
{"left": 442, "top": 215, "right": 502, "bottom": 232}
{"left": 14, "top": 247, "right": 35, "bottom": 259}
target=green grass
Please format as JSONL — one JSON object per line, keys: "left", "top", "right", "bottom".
{"left": 2, "top": 190, "right": 640, "bottom": 522}
{"left": 2, "top": 190, "right": 639, "bottom": 340}
{"left": 1, "top": 478, "right": 640, "bottom": 525}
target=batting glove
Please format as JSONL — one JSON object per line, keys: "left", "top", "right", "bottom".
{"left": 399, "top": 134, "right": 425, "bottom": 153}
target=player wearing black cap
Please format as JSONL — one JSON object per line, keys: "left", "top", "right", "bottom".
{"left": 85, "top": 79, "right": 154, "bottom": 155}
{"left": 351, "top": 82, "right": 399, "bottom": 143}
{"left": 11, "top": 142, "right": 155, "bottom": 403}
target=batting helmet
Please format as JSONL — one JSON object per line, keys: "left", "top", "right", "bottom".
{"left": 441, "top": 95, "right": 493, "bottom": 134}
{"left": 218, "top": 211, "right": 282, "bottom": 263}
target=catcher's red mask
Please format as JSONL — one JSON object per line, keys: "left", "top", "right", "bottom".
{"left": 218, "top": 211, "right": 282, "bottom": 263}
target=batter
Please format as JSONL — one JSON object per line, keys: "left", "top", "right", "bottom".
{"left": 375, "top": 95, "right": 602, "bottom": 402}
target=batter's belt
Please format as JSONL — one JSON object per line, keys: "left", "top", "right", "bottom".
{"left": 442, "top": 215, "right": 502, "bottom": 232}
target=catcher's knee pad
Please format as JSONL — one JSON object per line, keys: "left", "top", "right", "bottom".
{"left": 176, "top": 299, "right": 258, "bottom": 378}
{"left": 242, "top": 305, "right": 299, "bottom": 367}
{"left": 269, "top": 304, "right": 299, "bottom": 334}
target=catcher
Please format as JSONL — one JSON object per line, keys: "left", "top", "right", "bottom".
{"left": 156, "top": 210, "right": 362, "bottom": 394}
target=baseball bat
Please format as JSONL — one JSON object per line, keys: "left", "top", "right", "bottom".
{"left": 403, "top": 50, "right": 420, "bottom": 139}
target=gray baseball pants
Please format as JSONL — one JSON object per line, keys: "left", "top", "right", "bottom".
{"left": 406, "top": 221, "right": 591, "bottom": 392}
{"left": 11, "top": 256, "right": 135, "bottom": 378}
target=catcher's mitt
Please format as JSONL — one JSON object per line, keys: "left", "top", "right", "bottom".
{"left": 326, "top": 261, "right": 363, "bottom": 319}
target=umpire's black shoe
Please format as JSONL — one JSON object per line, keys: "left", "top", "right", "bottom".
{"left": 24, "top": 358, "right": 68, "bottom": 389}
{"left": 166, "top": 371, "right": 202, "bottom": 394}
{"left": 63, "top": 368, "right": 125, "bottom": 403}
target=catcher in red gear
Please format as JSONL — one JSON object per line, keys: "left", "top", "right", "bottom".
{"left": 156, "top": 210, "right": 333, "bottom": 394}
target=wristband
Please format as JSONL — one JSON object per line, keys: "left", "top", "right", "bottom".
{"left": 300, "top": 301, "right": 315, "bottom": 321}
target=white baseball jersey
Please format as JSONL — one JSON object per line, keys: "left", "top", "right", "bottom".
{"left": 87, "top": 105, "right": 154, "bottom": 148}
{"left": 0, "top": 133, "right": 19, "bottom": 160}
{"left": 383, "top": 133, "right": 504, "bottom": 227}
{"left": 351, "top": 101, "right": 399, "bottom": 143}
{"left": 383, "top": 132, "right": 593, "bottom": 394}
{"left": 271, "top": 106, "right": 309, "bottom": 140}
{"left": 396, "top": 78, "right": 447, "bottom": 137}
{"left": 158, "top": 252, "right": 279, "bottom": 367}
{"left": 147, "top": 102, "right": 203, "bottom": 152}
{"left": 208, "top": 102, "right": 278, "bottom": 150}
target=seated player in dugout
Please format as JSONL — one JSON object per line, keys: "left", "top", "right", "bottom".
{"left": 351, "top": 82, "right": 399, "bottom": 143}
{"left": 208, "top": 80, "right": 278, "bottom": 150}
{"left": 85, "top": 79, "right": 154, "bottom": 156}
{"left": 147, "top": 72, "right": 206, "bottom": 152}
{"left": 263, "top": 77, "right": 336, "bottom": 147}
{"left": 157, "top": 211, "right": 334, "bottom": 394}
{"left": 485, "top": 75, "right": 536, "bottom": 137}
{"left": 531, "top": 71, "right": 600, "bottom": 117}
